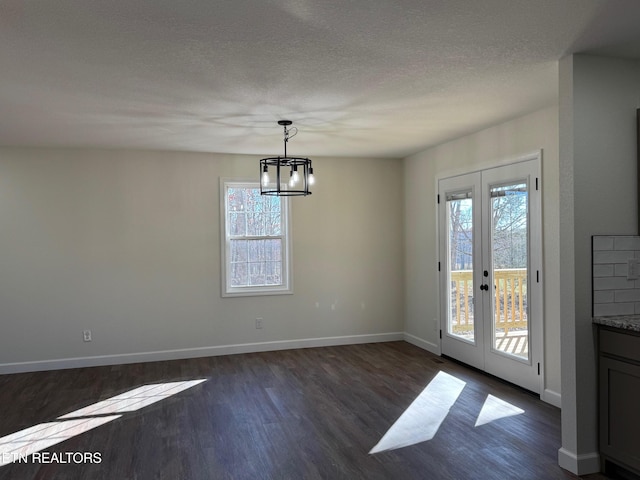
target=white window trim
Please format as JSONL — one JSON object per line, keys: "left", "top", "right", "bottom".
{"left": 220, "top": 178, "right": 293, "bottom": 297}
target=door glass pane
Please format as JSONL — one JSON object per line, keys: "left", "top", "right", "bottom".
{"left": 446, "top": 192, "right": 474, "bottom": 342}
{"left": 490, "top": 183, "right": 529, "bottom": 360}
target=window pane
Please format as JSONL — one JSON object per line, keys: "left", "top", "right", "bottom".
{"left": 231, "top": 239, "right": 284, "bottom": 287}
{"left": 230, "top": 263, "right": 248, "bottom": 287}
{"left": 248, "top": 262, "right": 264, "bottom": 286}
{"left": 447, "top": 193, "right": 474, "bottom": 342}
{"left": 265, "top": 239, "right": 281, "bottom": 261}
{"left": 265, "top": 261, "right": 281, "bottom": 285}
{"left": 229, "top": 212, "right": 245, "bottom": 236}
{"left": 246, "top": 188, "right": 261, "bottom": 211}
{"left": 267, "top": 213, "right": 281, "bottom": 235}
{"left": 228, "top": 188, "right": 246, "bottom": 212}
{"left": 248, "top": 240, "right": 265, "bottom": 262}
{"left": 491, "top": 182, "right": 529, "bottom": 360}
{"left": 230, "top": 240, "right": 247, "bottom": 263}
{"left": 247, "top": 212, "right": 266, "bottom": 236}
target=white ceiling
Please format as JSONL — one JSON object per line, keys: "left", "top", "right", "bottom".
{"left": 2, "top": 0, "right": 640, "bottom": 158}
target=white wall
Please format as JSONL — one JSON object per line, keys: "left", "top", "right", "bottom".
{"left": 558, "top": 54, "right": 640, "bottom": 475}
{"left": 0, "top": 148, "right": 404, "bottom": 371}
{"left": 403, "top": 105, "right": 561, "bottom": 404}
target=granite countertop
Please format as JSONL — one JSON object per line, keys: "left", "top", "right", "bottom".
{"left": 593, "top": 315, "right": 640, "bottom": 332}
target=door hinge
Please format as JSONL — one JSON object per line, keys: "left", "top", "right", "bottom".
{"left": 439, "top": 329, "right": 442, "bottom": 339}
{"left": 438, "top": 261, "right": 441, "bottom": 272}
{"left": 536, "top": 270, "right": 540, "bottom": 283}
{"left": 535, "top": 177, "right": 539, "bottom": 190}
{"left": 437, "top": 194, "right": 440, "bottom": 204}
{"left": 537, "top": 363, "right": 540, "bottom": 375}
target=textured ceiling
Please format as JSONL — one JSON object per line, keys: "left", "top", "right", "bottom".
{"left": 2, "top": 0, "right": 640, "bottom": 158}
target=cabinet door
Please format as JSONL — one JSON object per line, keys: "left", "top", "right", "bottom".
{"left": 600, "top": 356, "right": 640, "bottom": 471}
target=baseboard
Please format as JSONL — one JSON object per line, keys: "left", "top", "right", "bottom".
{"left": 0, "top": 332, "right": 405, "bottom": 375}
{"left": 541, "top": 388, "right": 562, "bottom": 408}
{"left": 558, "top": 447, "right": 601, "bottom": 475}
{"left": 403, "top": 332, "right": 440, "bottom": 355}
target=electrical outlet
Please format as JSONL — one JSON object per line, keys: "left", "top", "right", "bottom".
{"left": 255, "top": 318, "right": 263, "bottom": 329}
{"left": 83, "top": 330, "right": 92, "bottom": 342}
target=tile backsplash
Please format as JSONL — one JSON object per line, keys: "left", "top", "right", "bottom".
{"left": 593, "top": 235, "right": 640, "bottom": 317}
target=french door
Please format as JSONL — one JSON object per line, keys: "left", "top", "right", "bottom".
{"left": 438, "top": 158, "right": 542, "bottom": 393}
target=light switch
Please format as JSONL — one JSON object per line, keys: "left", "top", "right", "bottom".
{"left": 627, "top": 258, "right": 640, "bottom": 280}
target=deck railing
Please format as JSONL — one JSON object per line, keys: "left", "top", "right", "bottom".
{"left": 449, "top": 269, "right": 527, "bottom": 334}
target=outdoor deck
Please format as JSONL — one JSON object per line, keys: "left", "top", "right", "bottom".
{"left": 450, "top": 268, "right": 528, "bottom": 358}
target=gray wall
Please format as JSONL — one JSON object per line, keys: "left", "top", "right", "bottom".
{"left": 0, "top": 148, "right": 404, "bottom": 370}
{"left": 558, "top": 54, "right": 640, "bottom": 474}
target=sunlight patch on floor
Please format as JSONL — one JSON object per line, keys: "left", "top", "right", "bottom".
{"left": 370, "top": 372, "right": 528, "bottom": 454}
{"left": 369, "top": 371, "right": 466, "bottom": 454}
{"left": 474, "top": 394, "right": 524, "bottom": 427}
{"left": 0, "top": 379, "right": 206, "bottom": 467}
{"left": 58, "top": 379, "right": 206, "bottom": 418}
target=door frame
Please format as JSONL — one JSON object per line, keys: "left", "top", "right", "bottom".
{"left": 436, "top": 151, "right": 544, "bottom": 394}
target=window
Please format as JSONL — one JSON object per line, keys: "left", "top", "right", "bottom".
{"left": 220, "top": 180, "right": 292, "bottom": 296}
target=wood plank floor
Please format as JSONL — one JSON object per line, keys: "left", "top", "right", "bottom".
{"left": 0, "top": 342, "right": 609, "bottom": 479}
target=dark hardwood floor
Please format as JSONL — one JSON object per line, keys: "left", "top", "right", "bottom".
{"left": 0, "top": 342, "right": 609, "bottom": 479}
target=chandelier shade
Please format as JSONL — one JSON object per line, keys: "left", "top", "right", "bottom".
{"left": 260, "top": 120, "right": 314, "bottom": 196}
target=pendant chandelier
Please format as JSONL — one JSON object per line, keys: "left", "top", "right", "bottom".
{"left": 260, "top": 120, "right": 314, "bottom": 196}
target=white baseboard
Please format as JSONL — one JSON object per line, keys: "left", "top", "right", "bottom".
{"left": 558, "top": 448, "right": 600, "bottom": 475}
{"left": 0, "top": 332, "right": 405, "bottom": 375}
{"left": 403, "top": 332, "right": 440, "bottom": 355}
{"left": 541, "top": 388, "right": 562, "bottom": 408}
